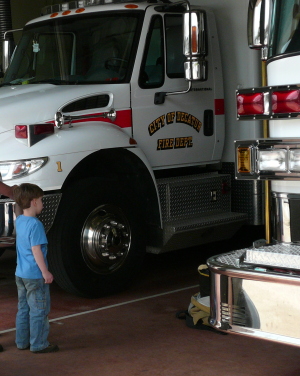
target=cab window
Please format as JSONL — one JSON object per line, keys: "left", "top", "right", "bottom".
{"left": 165, "top": 14, "right": 185, "bottom": 78}
{"left": 139, "top": 16, "right": 164, "bottom": 88}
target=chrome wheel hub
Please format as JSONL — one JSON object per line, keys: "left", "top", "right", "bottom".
{"left": 81, "top": 204, "right": 131, "bottom": 274}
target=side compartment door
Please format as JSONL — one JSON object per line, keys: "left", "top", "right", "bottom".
{"left": 131, "top": 10, "right": 224, "bottom": 169}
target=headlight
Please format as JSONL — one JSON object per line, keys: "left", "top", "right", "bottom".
{"left": 257, "top": 149, "right": 287, "bottom": 171}
{"left": 289, "top": 149, "right": 300, "bottom": 172}
{"left": 0, "top": 157, "right": 48, "bottom": 181}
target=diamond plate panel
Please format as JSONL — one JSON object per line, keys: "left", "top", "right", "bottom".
{"left": 216, "top": 243, "right": 300, "bottom": 270}
{"left": 157, "top": 173, "right": 231, "bottom": 221}
{"left": 221, "top": 162, "right": 264, "bottom": 225}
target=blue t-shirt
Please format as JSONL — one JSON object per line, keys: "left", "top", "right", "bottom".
{"left": 15, "top": 215, "right": 48, "bottom": 279}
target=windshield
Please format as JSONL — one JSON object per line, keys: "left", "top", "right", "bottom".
{"left": 3, "top": 12, "right": 141, "bottom": 86}
{"left": 269, "top": 0, "right": 300, "bottom": 58}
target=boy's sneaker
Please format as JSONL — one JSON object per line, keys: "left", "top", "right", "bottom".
{"left": 17, "top": 345, "right": 30, "bottom": 350}
{"left": 32, "top": 344, "right": 59, "bottom": 354}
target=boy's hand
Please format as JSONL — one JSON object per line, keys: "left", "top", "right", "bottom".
{"left": 43, "top": 270, "right": 54, "bottom": 284}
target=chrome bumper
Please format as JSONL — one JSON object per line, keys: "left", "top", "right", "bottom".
{"left": 208, "top": 244, "right": 300, "bottom": 347}
{"left": 0, "top": 193, "right": 61, "bottom": 248}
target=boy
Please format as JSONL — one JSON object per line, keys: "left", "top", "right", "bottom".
{"left": 13, "top": 183, "right": 59, "bottom": 354}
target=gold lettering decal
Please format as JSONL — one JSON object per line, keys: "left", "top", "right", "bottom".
{"left": 157, "top": 137, "right": 193, "bottom": 150}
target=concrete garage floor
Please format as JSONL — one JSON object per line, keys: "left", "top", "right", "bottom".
{"left": 1, "top": 226, "right": 300, "bottom": 376}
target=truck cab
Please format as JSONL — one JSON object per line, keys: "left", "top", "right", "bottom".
{"left": 0, "top": 0, "right": 253, "bottom": 298}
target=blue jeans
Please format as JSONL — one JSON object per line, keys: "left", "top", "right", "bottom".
{"left": 15, "top": 276, "right": 50, "bottom": 352}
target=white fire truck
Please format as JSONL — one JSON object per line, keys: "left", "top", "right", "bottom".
{"left": 208, "top": 0, "right": 300, "bottom": 347}
{"left": 0, "top": 0, "right": 262, "bottom": 298}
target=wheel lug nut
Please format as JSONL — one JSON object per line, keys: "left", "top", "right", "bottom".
{"left": 110, "top": 221, "right": 117, "bottom": 226}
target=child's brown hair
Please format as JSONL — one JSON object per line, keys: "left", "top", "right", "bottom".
{"left": 13, "top": 183, "right": 44, "bottom": 210}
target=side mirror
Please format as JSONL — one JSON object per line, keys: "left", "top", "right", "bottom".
{"left": 2, "top": 28, "right": 22, "bottom": 74}
{"left": 183, "top": 11, "right": 207, "bottom": 81}
{"left": 248, "top": 0, "right": 272, "bottom": 60}
{"left": 2, "top": 39, "right": 13, "bottom": 73}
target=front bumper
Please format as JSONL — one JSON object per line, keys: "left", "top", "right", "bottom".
{"left": 208, "top": 244, "right": 300, "bottom": 347}
{"left": 0, "top": 193, "right": 61, "bottom": 248}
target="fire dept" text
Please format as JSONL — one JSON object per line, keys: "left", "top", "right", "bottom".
{"left": 157, "top": 136, "right": 193, "bottom": 150}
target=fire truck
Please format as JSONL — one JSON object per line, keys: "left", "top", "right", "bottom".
{"left": 0, "top": 0, "right": 262, "bottom": 298}
{"left": 208, "top": 0, "right": 300, "bottom": 347}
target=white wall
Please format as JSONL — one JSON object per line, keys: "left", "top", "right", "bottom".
{"left": 10, "top": 0, "right": 64, "bottom": 29}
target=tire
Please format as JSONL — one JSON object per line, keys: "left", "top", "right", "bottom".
{"left": 48, "top": 178, "right": 146, "bottom": 298}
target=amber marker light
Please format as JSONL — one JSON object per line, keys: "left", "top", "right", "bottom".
{"left": 75, "top": 8, "right": 85, "bottom": 13}
{"left": 237, "top": 146, "right": 252, "bottom": 174}
{"left": 62, "top": 10, "right": 71, "bottom": 15}
{"left": 50, "top": 12, "right": 59, "bottom": 18}
{"left": 192, "top": 26, "right": 198, "bottom": 53}
{"left": 125, "top": 4, "right": 138, "bottom": 8}
{"left": 129, "top": 138, "right": 137, "bottom": 145}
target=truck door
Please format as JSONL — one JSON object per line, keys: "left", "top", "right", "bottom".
{"left": 131, "top": 9, "right": 224, "bottom": 169}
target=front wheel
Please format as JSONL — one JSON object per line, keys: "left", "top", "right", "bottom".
{"left": 48, "top": 178, "right": 146, "bottom": 297}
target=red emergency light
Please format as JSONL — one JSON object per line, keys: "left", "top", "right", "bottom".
{"left": 237, "top": 85, "right": 300, "bottom": 119}
{"left": 272, "top": 90, "right": 300, "bottom": 113}
{"left": 237, "top": 92, "right": 264, "bottom": 116}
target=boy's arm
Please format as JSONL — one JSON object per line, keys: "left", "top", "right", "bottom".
{"left": 32, "top": 245, "right": 53, "bottom": 284}
{"left": 0, "top": 182, "right": 16, "bottom": 199}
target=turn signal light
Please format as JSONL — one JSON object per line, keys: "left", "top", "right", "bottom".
{"left": 34, "top": 124, "right": 54, "bottom": 135}
{"left": 15, "top": 125, "right": 27, "bottom": 139}
{"left": 15, "top": 124, "right": 54, "bottom": 139}
{"left": 237, "top": 146, "right": 252, "bottom": 174}
{"left": 237, "top": 92, "right": 264, "bottom": 116}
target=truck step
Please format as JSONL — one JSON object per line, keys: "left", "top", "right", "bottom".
{"left": 147, "top": 211, "right": 247, "bottom": 254}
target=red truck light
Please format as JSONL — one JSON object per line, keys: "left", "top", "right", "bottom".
{"left": 237, "top": 92, "right": 264, "bottom": 115}
{"left": 15, "top": 125, "right": 28, "bottom": 139}
{"left": 272, "top": 90, "right": 300, "bottom": 113}
{"left": 15, "top": 124, "right": 54, "bottom": 139}
{"left": 34, "top": 124, "right": 54, "bottom": 135}
{"left": 237, "top": 85, "right": 300, "bottom": 120}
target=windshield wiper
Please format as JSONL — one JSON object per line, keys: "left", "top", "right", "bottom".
{"left": 0, "top": 81, "right": 23, "bottom": 87}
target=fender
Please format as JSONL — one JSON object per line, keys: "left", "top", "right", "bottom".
{"left": 62, "top": 147, "right": 162, "bottom": 246}
{"left": 0, "top": 121, "right": 134, "bottom": 190}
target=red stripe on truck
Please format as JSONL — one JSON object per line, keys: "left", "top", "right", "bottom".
{"left": 215, "top": 99, "right": 225, "bottom": 115}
